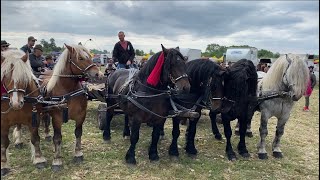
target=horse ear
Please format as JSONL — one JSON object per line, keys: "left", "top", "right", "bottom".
{"left": 65, "top": 43, "right": 73, "bottom": 53}
{"left": 161, "top": 44, "right": 168, "bottom": 54}
{"left": 175, "top": 46, "right": 180, "bottom": 51}
{"left": 21, "top": 52, "right": 29, "bottom": 62}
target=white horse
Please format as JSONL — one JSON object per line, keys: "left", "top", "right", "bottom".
{"left": 257, "top": 54, "right": 309, "bottom": 159}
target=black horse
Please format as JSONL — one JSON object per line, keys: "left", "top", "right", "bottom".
{"left": 210, "top": 59, "right": 258, "bottom": 160}
{"left": 102, "top": 45, "right": 191, "bottom": 164}
{"left": 168, "top": 59, "right": 234, "bottom": 158}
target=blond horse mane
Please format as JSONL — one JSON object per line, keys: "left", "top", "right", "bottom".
{"left": 1, "top": 49, "right": 36, "bottom": 85}
{"left": 46, "top": 45, "right": 91, "bottom": 92}
{"left": 261, "top": 54, "right": 309, "bottom": 97}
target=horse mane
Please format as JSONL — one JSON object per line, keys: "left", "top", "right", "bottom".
{"left": 186, "top": 59, "right": 222, "bottom": 93}
{"left": 136, "top": 48, "right": 184, "bottom": 89}
{"left": 46, "top": 45, "right": 91, "bottom": 92}
{"left": 225, "top": 59, "right": 258, "bottom": 102}
{"left": 1, "top": 49, "right": 36, "bottom": 85}
{"left": 261, "top": 54, "right": 309, "bottom": 96}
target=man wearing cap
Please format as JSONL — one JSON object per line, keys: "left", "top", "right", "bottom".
{"left": 1, "top": 40, "right": 10, "bottom": 52}
{"left": 29, "top": 44, "right": 45, "bottom": 76}
{"left": 21, "top": 36, "right": 37, "bottom": 53}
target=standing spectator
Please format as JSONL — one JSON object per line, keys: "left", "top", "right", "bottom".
{"left": 112, "top": 31, "right": 135, "bottom": 69}
{"left": 303, "top": 65, "right": 317, "bottom": 111}
{"left": 29, "top": 44, "right": 45, "bottom": 76}
{"left": 1, "top": 40, "right": 10, "bottom": 52}
{"left": 21, "top": 36, "right": 37, "bottom": 53}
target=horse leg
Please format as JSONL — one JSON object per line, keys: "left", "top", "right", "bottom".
{"left": 1, "top": 125, "right": 10, "bottom": 176}
{"left": 123, "top": 114, "right": 130, "bottom": 139}
{"left": 209, "top": 111, "right": 222, "bottom": 140}
{"left": 169, "top": 117, "right": 180, "bottom": 158}
{"left": 257, "top": 112, "right": 270, "bottom": 159}
{"left": 102, "top": 110, "right": 114, "bottom": 141}
{"left": 43, "top": 113, "right": 52, "bottom": 142}
{"left": 246, "top": 120, "right": 253, "bottom": 137}
{"left": 73, "top": 117, "right": 85, "bottom": 163}
{"left": 272, "top": 116, "right": 288, "bottom": 158}
{"left": 13, "top": 124, "right": 23, "bottom": 149}
{"left": 28, "top": 124, "right": 47, "bottom": 169}
{"left": 222, "top": 114, "right": 236, "bottom": 161}
{"left": 237, "top": 112, "right": 250, "bottom": 158}
{"left": 125, "top": 121, "right": 140, "bottom": 164}
{"left": 185, "top": 118, "right": 199, "bottom": 156}
{"left": 149, "top": 123, "right": 162, "bottom": 161}
{"left": 51, "top": 115, "right": 63, "bottom": 171}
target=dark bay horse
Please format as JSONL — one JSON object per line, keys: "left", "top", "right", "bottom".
{"left": 210, "top": 59, "right": 258, "bottom": 161}
{"left": 39, "top": 44, "right": 104, "bottom": 171}
{"left": 103, "top": 45, "right": 190, "bottom": 164}
{"left": 168, "top": 59, "right": 233, "bottom": 158}
{"left": 1, "top": 50, "right": 46, "bottom": 176}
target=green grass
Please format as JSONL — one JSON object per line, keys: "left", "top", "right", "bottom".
{"left": 3, "top": 88, "right": 319, "bottom": 180}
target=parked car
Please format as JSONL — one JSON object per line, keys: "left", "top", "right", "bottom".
{"left": 93, "top": 57, "right": 101, "bottom": 66}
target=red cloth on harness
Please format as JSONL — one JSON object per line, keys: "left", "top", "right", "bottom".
{"left": 1, "top": 83, "right": 7, "bottom": 96}
{"left": 147, "top": 52, "right": 165, "bottom": 87}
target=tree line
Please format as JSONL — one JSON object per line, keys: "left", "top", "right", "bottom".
{"left": 40, "top": 38, "right": 280, "bottom": 58}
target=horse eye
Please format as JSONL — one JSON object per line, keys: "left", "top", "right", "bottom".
{"left": 79, "top": 57, "right": 84, "bottom": 60}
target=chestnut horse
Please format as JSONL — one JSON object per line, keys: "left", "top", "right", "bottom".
{"left": 39, "top": 44, "right": 103, "bottom": 171}
{"left": 1, "top": 49, "right": 46, "bottom": 176}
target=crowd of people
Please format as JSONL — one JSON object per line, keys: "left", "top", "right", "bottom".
{"left": 1, "top": 31, "right": 318, "bottom": 112}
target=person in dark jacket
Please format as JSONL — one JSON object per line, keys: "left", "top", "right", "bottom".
{"left": 21, "top": 36, "right": 37, "bottom": 53}
{"left": 303, "top": 65, "right": 317, "bottom": 112}
{"left": 112, "top": 31, "right": 135, "bottom": 69}
{"left": 45, "top": 55, "right": 55, "bottom": 70}
{"left": 1, "top": 40, "right": 10, "bottom": 52}
{"left": 29, "top": 44, "right": 45, "bottom": 76}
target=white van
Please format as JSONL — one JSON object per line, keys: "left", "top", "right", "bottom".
{"left": 225, "top": 47, "right": 259, "bottom": 66}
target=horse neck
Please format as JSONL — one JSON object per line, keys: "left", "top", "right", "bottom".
{"left": 50, "top": 62, "right": 80, "bottom": 95}
{"left": 27, "top": 80, "right": 40, "bottom": 97}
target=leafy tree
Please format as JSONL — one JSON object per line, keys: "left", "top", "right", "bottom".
{"left": 135, "top": 49, "right": 145, "bottom": 56}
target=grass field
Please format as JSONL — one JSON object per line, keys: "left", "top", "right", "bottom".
{"left": 3, "top": 87, "right": 319, "bottom": 180}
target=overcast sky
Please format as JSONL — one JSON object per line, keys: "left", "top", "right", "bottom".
{"left": 1, "top": 1, "right": 319, "bottom": 54}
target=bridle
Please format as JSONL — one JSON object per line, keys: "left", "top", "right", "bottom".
{"left": 67, "top": 52, "right": 97, "bottom": 77}
{"left": 283, "top": 54, "right": 294, "bottom": 93}
{"left": 170, "top": 73, "right": 188, "bottom": 84}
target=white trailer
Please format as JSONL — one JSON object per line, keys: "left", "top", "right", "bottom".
{"left": 225, "top": 47, "right": 259, "bottom": 66}
{"left": 179, "top": 48, "right": 201, "bottom": 61}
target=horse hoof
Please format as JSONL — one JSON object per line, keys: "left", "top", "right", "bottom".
{"left": 51, "top": 165, "right": 63, "bottom": 172}
{"left": 273, "top": 152, "right": 283, "bottom": 159}
{"left": 15, "top": 143, "right": 23, "bottom": 149}
{"left": 234, "top": 131, "right": 240, "bottom": 136}
{"left": 125, "top": 157, "right": 137, "bottom": 165}
{"left": 1, "top": 168, "right": 10, "bottom": 176}
{"left": 45, "top": 136, "right": 52, "bottom": 142}
{"left": 123, "top": 136, "right": 130, "bottom": 140}
{"left": 227, "top": 153, "right": 237, "bottom": 161}
{"left": 73, "top": 156, "right": 84, "bottom": 163}
{"left": 149, "top": 154, "right": 159, "bottom": 161}
{"left": 35, "top": 162, "right": 47, "bottom": 169}
{"left": 246, "top": 132, "right": 253, "bottom": 138}
{"left": 169, "top": 155, "right": 179, "bottom": 161}
{"left": 214, "top": 134, "right": 223, "bottom": 140}
{"left": 258, "top": 153, "right": 268, "bottom": 160}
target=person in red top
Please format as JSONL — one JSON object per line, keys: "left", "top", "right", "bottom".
{"left": 112, "top": 31, "right": 135, "bottom": 69}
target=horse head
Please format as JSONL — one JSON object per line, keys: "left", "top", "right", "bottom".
{"left": 283, "top": 54, "right": 309, "bottom": 101}
{"left": 161, "top": 44, "right": 190, "bottom": 93}
{"left": 64, "top": 44, "right": 104, "bottom": 79}
{"left": 1, "top": 50, "right": 35, "bottom": 110}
